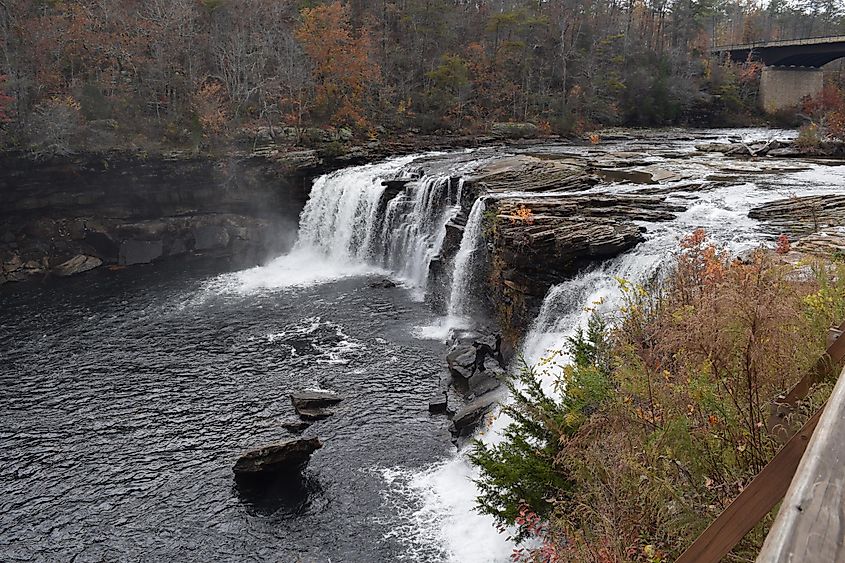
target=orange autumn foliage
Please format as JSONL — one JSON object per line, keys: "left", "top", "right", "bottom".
{"left": 296, "top": 2, "right": 380, "bottom": 129}
{"left": 509, "top": 204, "right": 535, "bottom": 225}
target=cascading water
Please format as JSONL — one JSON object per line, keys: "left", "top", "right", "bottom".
{"left": 215, "top": 129, "right": 845, "bottom": 562}
{"left": 447, "top": 197, "right": 487, "bottom": 320}
{"left": 234, "top": 155, "right": 463, "bottom": 292}
{"left": 378, "top": 175, "right": 462, "bottom": 291}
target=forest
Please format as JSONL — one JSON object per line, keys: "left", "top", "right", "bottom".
{"left": 0, "top": 0, "right": 843, "bottom": 154}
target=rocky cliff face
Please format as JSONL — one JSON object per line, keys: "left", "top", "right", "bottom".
{"left": 0, "top": 152, "right": 313, "bottom": 284}
{"left": 441, "top": 154, "right": 687, "bottom": 340}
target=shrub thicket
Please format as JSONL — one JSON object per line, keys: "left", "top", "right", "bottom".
{"left": 472, "top": 230, "right": 845, "bottom": 562}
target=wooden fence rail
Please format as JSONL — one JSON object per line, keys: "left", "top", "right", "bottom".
{"left": 757, "top": 366, "right": 845, "bottom": 562}
{"left": 675, "top": 323, "right": 845, "bottom": 563}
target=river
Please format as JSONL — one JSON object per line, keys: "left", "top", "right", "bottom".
{"left": 2, "top": 129, "right": 845, "bottom": 562}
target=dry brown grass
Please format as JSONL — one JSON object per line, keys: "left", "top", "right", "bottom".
{"left": 547, "top": 230, "right": 845, "bottom": 562}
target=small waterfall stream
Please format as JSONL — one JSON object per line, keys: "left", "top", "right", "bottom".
{"left": 447, "top": 197, "right": 487, "bottom": 320}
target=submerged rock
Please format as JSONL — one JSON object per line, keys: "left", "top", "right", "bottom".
{"left": 368, "top": 278, "right": 397, "bottom": 289}
{"left": 233, "top": 437, "right": 322, "bottom": 475}
{"left": 281, "top": 419, "right": 312, "bottom": 434}
{"left": 296, "top": 408, "right": 335, "bottom": 421}
{"left": 594, "top": 166, "right": 680, "bottom": 184}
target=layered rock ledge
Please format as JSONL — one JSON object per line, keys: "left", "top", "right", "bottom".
{"left": 0, "top": 151, "right": 313, "bottom": 285}
{"left": 749, "top": 195, "right": 845, "bottom": 237}
{"left": 429, "top": 154, "right": 688, "bottom": 338}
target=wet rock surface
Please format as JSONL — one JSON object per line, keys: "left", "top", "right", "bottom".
{"left": 0, "top": 151, "right": 309, "bottom": 285}
{"left": 749, "top": 194, "right": 845, "bottom": 237}
{"left": 442, "top": 334, "right": 507, "bottom": 441}
{"left": 450, "top": 394, "right": 500, "bottom": 439}
{"left": 233, "top": 438, "right": 322, "bottom": 475}
{"left": 697, "top": 138, "right": 845, "bottom": 158}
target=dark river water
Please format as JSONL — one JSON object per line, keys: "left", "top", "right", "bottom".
{"left": 1, "top": 260, "right": 452, "bottom": 562}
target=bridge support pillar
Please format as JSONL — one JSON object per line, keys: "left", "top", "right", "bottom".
{"left": 760, "top": 66, "right": 824, "bottom": 113}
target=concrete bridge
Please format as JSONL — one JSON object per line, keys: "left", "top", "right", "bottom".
{"left": 714, "top": 36, "right": 845, "bottom": 113}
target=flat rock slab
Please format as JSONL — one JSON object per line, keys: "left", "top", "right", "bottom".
{"left": 53, "top": 254, "right": 102, "bottom": 277}
{"left": 428, "top": 394, "right": 450, "bottom": 415}
{"left": 291, "top": 390, "right": 343, "bottom": 412}
{"left": 749, "top": 194, "right": 845, "bottom": 237}
{"left": 297, "top": 408, "right": 334, "bottom": 421}
{"left": 233, "top": 438, "right": 322, "bottom": 475}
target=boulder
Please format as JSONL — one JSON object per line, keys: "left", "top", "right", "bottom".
{"left": 290, "top": 390, "right": 343, "bottom": 412}
{"left": 53, "top": 254, "right": 102, "bottom": 277}
{"left": 450, "top": 394, "right": 500, "bottom": 438}
{"left": 446, "top": 345, "right": 477, "bottom": 379}
{"left": 233, "top": 437, "right": 322, "bottom": 475}
{"left": 428, "top": 394, "right": 450, "bottom": 415}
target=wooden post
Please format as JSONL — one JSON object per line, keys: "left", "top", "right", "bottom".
{"left": 675, "top": 407, "right": 823, "bottom": 563}
{"left": 757, "top": 366, "right": 845, "bottom": 562}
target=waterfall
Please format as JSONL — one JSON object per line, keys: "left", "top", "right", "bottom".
{"left": 378, "top": 175, "right": 462, "bottom": 290}
{"left": 447, "top": 197, "right": 487, "bottom": 319}
{"left": 296, "top": 157, "right": 461, "bottom": 291}
{"left": 238, "top": 155, "right": 464, "bottom": 291}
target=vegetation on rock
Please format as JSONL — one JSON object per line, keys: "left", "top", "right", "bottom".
{"left": 471, "top": 230, "right": 845, "bottom": 561}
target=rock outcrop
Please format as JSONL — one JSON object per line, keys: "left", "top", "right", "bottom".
{"left": 291, "top": 390, "right": 343, "bottom": 420}
{"left": 794, "top": 229, "right": 845, "bottom": 258}
{"left": 749, "top": 195, "right": 845, "bottom": 237}
{"left": 696, "top": 138, "right": 845, "bottom": 158}
{"left": 440, "top": 333, "right": 507, "bottom": 441}
{"left": 487, "top": 194, "right": 682, "bottom": 336}
{"left": 450, "top": 394, "right": 500, "bottom": 439}
{"left": 0, "top": 150, "right": 313, "bottom": 285}
{"left": 233, "top": 438, "right": 322, "bottom": 476}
